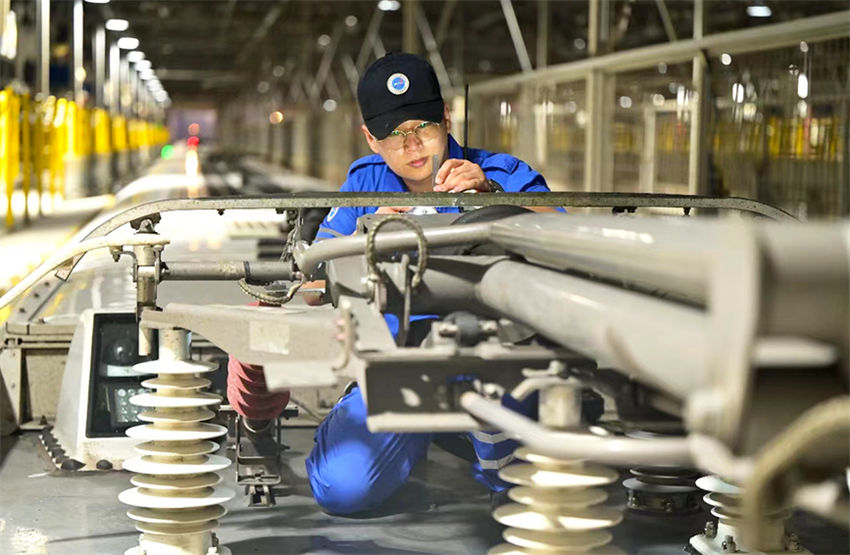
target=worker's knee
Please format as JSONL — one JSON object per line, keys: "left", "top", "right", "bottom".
{"left": 307, "top": 442, "right": 394, "bottom": 514}
{"left": 308, "top": 462, "right": 381, "bottom": 515}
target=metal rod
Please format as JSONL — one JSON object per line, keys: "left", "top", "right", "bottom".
{"left": 109, "top": 42, "right": 120, "bottom": 113}
{"left": 161, "top": 261, "right": 293, "bottom": 282}
{"left": 35, "top": 0, "right": 49, "bottom": 97}
{"left": 499, "top": 0, "right": 533, "bottom": 73}
{"left": 297, "top": 223, "right": 491, "bottom": 278}
{"left": 94, "top": 26, "right": 106, "bottom": 107}
{"left": 460, "top": 392, "right": 694, "bottom": 466}
{"left": 72, "top": 0, "right": 84, "bottom": 103}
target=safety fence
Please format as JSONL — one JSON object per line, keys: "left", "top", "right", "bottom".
{"left": 0, "top": 89, "right": 168, "bottom": 230}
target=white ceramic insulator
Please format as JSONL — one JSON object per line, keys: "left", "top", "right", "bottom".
{"left": 489, "top": 446, "right": 623, "bottom": 554}
{"left": 120, "top": 338, "right": 234, "bottom": 555}
{"left": 689, "top": 475, "right": 805, "bottom": 555}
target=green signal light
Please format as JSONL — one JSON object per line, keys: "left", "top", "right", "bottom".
{"left": 161, "top": 145, "right": 175, "bottom": 159}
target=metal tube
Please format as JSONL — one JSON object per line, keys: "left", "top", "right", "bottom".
{"left": 460, "top": 392, "right": 694, "bottom": 466}
{"left": 489, "top": 213, "right": 711, "bottom": 301}
{"left": 162, "top": 261, "right": 293, "bottom": 282}
{"left": 109, "top": 42, "right": 120, "bottom": 113}
{"left": 94, "top": 26, "right": 106, "bottom": 107}
{"left": 475, "top": 260, "right": 710, "bottom": 399}
{"left": 297, "top": 223, "right": 491, "bottom": 277}
{"left": 72, "top": 0, "right": 84, "bottom": 103}
{"left": 35, "top": 0, "right": 49, "bottom": 97}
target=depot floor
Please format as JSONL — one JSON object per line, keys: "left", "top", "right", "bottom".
{"left": 0, "top": 428, "right": 847, "bottom": 555}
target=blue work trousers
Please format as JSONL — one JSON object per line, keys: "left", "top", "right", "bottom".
{"left": 305, "top": 387, "right": 534, "bottom": 515}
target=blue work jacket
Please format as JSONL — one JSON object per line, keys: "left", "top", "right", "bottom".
{"left": 315, "top": 135, "right": 552, "bottom": 240}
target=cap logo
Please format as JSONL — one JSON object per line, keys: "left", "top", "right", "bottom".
{"left": 387, "top": 73, "right": 409, "bottom": 95}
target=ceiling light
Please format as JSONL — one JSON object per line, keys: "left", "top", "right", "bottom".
{"left": 105, "top": 19, "right": 129, "bottom": 31}
{"left": 345, "top": 15, "right": 358, "bottom": 27}
{"left": 127, "top": 50, "right": 145, "bottom": 63}
{"left": 139, "top": 70, "right": 154, "bottom": 80}
{"left": 720, "top": 53, "right": 732, "bottom": 66}
{"left": 746, "top": 4, "right": 772, "bottom": 17}
{"left": 84, "top": 0, "right": 110, "bottom": 4}
{"left": 136, "top": 60, "right": 152, "bottom": 71}
{"left": 317, "top": 34, "right": 331, "bottom": 47}
{"left": 117, "top": 37, "right": 139, "bottom": 50}
{"left": 377, "top": 0, "right": 400, "bottom": 12}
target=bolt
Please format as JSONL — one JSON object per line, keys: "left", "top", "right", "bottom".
{"left": 786, "top": 533, "right": 801, "bottom": 552}
{"left": 662, "top": 498, "right": 674, "bottom": 513}
{"left": 480, "top": 320, "right": 499, "bottom": 334}
{"left": 436, "top": 322, "right": 459, "bottom": 337}
{"left": 721, "top": 535, "right": 737, "bottom": 553}
{"left": 704, "top": 521, "right": 717, "bottom": 539}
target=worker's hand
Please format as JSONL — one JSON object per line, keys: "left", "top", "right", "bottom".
{"left": 434, "top": 159, "right": 487, "bottom": 193}
{"left": 376, "top": 206, "right": 413, "bottom": 214}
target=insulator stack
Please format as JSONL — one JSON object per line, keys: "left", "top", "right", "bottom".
{"left": 119, "top": 328, "right": 234, "bottom": 555}
{"left": 623, "top": 466, "right": 700, "bottom": 514}
{"left": 489, "top": 383, "right": 623, "bottom": 554}
{"left": 689, "top": 475, "right": 807, "bottom": 555}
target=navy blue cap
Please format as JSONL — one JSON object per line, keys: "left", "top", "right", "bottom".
{"left": 357, "top": 52, "right": 444, "bottom": 140}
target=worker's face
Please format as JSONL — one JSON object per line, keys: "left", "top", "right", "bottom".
{"left": 362, "top": 104, "right": 452, "bottom": 184}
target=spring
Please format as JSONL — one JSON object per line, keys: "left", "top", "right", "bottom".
{"left": 689, "top": 475, "right": 805, "bottom": 555}
{"left": 119, "top": 328, "right": 234, "bottom": 555}
{"left": 489, "top": 446, "right": 623, "bottom": 554}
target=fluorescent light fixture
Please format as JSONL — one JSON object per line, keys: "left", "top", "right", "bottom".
{"left": 139, "top": 70, "right": 154, "bottom": 80}
{"left": 135, "top": 60, "right": 152, "bottom": 71}
{"left": 105, "top": 19, "right": 129, "bottom": 31}
{"left": 84, "top": 0, "right": 110, "bottom": 4}
{"left": 746, "top": 4, "right": 772, "bottom": 17}
{"left": 117, "top": 37, "right": 139, "bottom": 50}
{"left": 127, "top": 50, "right": 145, "bottom": 63}
{"left": 377, "top": 0, "right": 400, "bottom": 11}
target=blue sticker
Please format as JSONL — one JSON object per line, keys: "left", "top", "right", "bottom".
{"left": 327, "top": 207, "right": 339, "bottom": 221}
{"left": 387, "top": 73, "right": 410, "bottom": 95}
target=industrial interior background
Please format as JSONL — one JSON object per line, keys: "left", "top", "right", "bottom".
{"left": 0, "top": 0, "right": 847, "bottom": 231}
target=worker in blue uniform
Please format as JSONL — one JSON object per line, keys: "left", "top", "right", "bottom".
{"left": 306, "top": 52, "right": 554, "bottom": 515}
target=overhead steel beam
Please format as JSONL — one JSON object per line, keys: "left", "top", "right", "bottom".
{"left": 655, "top": 0, "right": 678, "bottom": 42}
{"left": 341, "top": 54, "right": 359, "bottom": 97}
{"left": 537, "top": 0, "right": 549, "bottom": 69}
{"left": 414, "top": 3, "right": 453, "bottom": 93}
{"left": 403, "top": 0, "right": 420, "bottom": 55}
{"left": 470, "top": 10, "right": 850, "bottom": 95}
{"left": 434, "top": 0, "right": 458, "bottom": 47}
{"left": 356, "top": 5, "right": 384, "bottom": 72}
{"left": 235, "top": 6, "right": 283, "bottom": 65}
{"left": 310, "top": 24, "right": 343, "bottom": 102}
{"left": 500, "top": 0, "right": 533, "bottom": 73}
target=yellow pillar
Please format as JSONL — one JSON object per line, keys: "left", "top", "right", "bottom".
{"left": 21, "top": 94, "right": 30, "bottom": 224}
{"left": 1, "top": 90, "right": 10, "bottom": 229}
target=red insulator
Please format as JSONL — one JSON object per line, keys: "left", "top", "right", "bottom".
{"left": 227, "top": 356, "right": 291, "bottom": 420}
{"left": 225, "top": 301, "right": 290, "bottom": 420}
